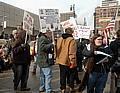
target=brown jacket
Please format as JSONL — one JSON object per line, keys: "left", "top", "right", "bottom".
{"left": 56, "top": 34, "right": 77, "bottom": 67}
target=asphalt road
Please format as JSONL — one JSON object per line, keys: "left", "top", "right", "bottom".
{"left": 0, "top": 63, "right": 111, "bottom": 93}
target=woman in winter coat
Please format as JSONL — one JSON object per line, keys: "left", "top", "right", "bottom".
{"left": 82, "top": 34, "right": 112, "bottom": 93}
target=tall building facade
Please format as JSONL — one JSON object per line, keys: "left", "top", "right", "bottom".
{"left": 102, "top": 0, "right": 118, "bottom": 7}
{"left": 0, "top": 1, "right": 40, "bottom": 36}
{"left": 60, "top": 12, "right": 75, "bottom": 22}
{"left": 95, "top": 0, "right": 120, "bottom": 32}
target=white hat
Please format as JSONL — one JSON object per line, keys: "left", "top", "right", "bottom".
{"left": 41, "top": 29, "right": 47, "bottom": 33}
{"left": 12, "top": 30, "right": 18, "bottom": 35}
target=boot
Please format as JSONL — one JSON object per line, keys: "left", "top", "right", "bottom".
{"left": 61, "top": 89, "right": 66, "bottom": 93}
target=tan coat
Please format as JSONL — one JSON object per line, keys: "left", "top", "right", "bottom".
{"left": 56, "top": 36, "right": 77, "bottom": 67}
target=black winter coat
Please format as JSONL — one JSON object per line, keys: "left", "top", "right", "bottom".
{"left": 82, "top": 44, "right": 112, "bottom": 73}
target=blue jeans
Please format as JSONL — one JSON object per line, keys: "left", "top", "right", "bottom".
{"left": 87, "top": 72, "right": 108, "bottom": 93}
{"left": 13, "top": 64, "right": 30, "bottom": 89}
{"left": 39, "top": 66, "right": 52, "bottom": 93}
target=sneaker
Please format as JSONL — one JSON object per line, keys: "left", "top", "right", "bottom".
{"left": 39, "top": 90, "right": 45, "bottom": 93}
{"left": 21, "top": 88, "right": 31, "bottom": 91}
{"left": 14, "top": 87, "right": 17, "bottom": 90}
{"left": 50, "top": 90, "right": 56, "bottom": 93}
{"left": 39, "top": 88, "right": 45, "bottom": 92}
{"left": 76, "top": 80, "right": 81, "bottom": 85}
{"left": 61, "top": 89, "right": 66, "bottom": 93}
{"left": 0, "top": 70, "right": 3, "bottom": 73}
{"left": 66, "top": 86, "right": 75, "bottom": 93}
{"left": 32, "top": 69, "right": 36, "bottom": 75}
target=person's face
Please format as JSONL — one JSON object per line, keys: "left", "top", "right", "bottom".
{"left": 94, "top": 36, "right": 103, "bottom": 46}
{"left": 46, "top": 31, "right": 52, "bottom": 39}
{"left": 14, "top": 32, "right": 18, "bottom": 39}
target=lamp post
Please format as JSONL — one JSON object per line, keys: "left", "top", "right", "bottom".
{"left": 93, "top": 12, "right": 96, "bottom": 33}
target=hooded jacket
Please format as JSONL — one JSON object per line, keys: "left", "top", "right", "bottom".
{"left": 83, "top": 44, "right": 113, "bottom": 73}
{"left": 56, "top": 33, "right": 77, "bottom": 67}
{"left": 36, "top": 34, "right": 54, "bottom": 68}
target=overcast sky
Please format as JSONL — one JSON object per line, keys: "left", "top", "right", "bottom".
{"left": 1, "top": 0, "right": 120, "bottom": 28}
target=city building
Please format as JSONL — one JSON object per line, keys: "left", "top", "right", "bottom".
{"left": 60, "top": 12, "right": 75, "bottom": 22}
{"left": 94, "top": 0, "right": 120, "bottom": 33}
{"left": 0, "top": 1, "right": 77, "bottom": 39}
{"left": 102, "top": 0, "right": 118, "bottom": 7}
{"left": 0, "top": 1, "right": 40, "bottom": 37}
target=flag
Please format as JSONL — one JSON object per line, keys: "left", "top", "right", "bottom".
{"left": 105, "top": 16, "right": 115, "bottom": 29}
{"left": 103, "top": 29, "right": 109, "bottom": 45}
{"left": 103, "top": 16, "right": 115, "bottom": 45}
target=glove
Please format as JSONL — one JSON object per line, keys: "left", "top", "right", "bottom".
{"left": 21, "top": 43, "right": 27, "bottom": 47}
{"left": 52, "top": 42, "right": 55, "bottom": 45}
{"left": 69, "top": 63, "right": 76, "bottom": 69}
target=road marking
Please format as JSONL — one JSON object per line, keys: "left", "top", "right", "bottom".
{"left": 0, "top": 76, "right": 11, "bottom": 79}
{"left": 0, "top": 89, "right": 12, "bottom": 92}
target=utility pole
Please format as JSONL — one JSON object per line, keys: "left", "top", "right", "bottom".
{"left": 73, "top": 4, "right": 76, "bottom": 18}
{"left": 94, "top": 12, "right": 96, "bottom": 31}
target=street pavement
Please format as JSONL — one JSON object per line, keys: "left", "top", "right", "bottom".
{"left": 0, "top": 63, "right": 111, "bottom": 93}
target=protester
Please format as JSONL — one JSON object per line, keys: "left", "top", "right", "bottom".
{"left": 0, "top": 31, "right": 4, "bottom": 39}
{"left": 12, "top": 29, "right": 31, "bottom": 91}
{"left": 76, "top": 39, "right": 83, "bottom": 72}
{"left": 36, "top": 31, "right": 55, "bottom": 93}
{"left": 76, "top": 38, "right": 90, "bottom": 72}
{"left": 110, "top": 29, "right": 120, "bottom": 93}
{"left": 56, "top": 27, "right": 77, "bottom": 93}
{"left": 82, "top": 34, "right": 112, "bottom": 93}
{"left": 0, "top": 45, "right": 5, "bottom": 73}
{"left": 30, "top": 40, "right": 37, "bottom": 75}
{"left": 32, "top": 32, "right": 44, "bottom": 75}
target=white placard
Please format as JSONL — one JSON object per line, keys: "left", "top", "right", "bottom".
{"left": 39, "top": 9, "right": 60, "bottom": 32}
{"left": 23, "top": 11, "right": 34, "bottom": 35}
{"left": 73, "top": 25, "right": 91, "bottom": 39}
{"left": 60, "top": 17, "right": 77, "bottom": 29}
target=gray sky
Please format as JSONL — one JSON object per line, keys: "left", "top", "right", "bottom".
{"left": 1, "top": 0, "right": 120, "bottom": 28}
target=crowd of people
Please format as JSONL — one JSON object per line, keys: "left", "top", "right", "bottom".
{"left": 0, "top": 26, "right": 120, "bottom": 93}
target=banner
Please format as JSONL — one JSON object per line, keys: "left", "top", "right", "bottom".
{"left": 60, "top": 17, "right": 77, "bottom": 29}
{"left": 39, "top": 9, "right": 60, "bottom": 32}
{"left": 23, "top": 11, "right": 34, "bottom": 35}
{"left": 73, "top": 25, "right": 91, "bottom": 39}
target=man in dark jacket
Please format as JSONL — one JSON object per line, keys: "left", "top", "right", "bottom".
{"left": 36, "top": 30, "right": 54, "bottom": 93}
{"left": 56, "top": 27, "right": 77, "bottom": 93}
{"left": 12, "top": 30, "right": 31, "bottom": 91}
{"left": 110, "top": 29, "right": 120, "bottom": 93}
